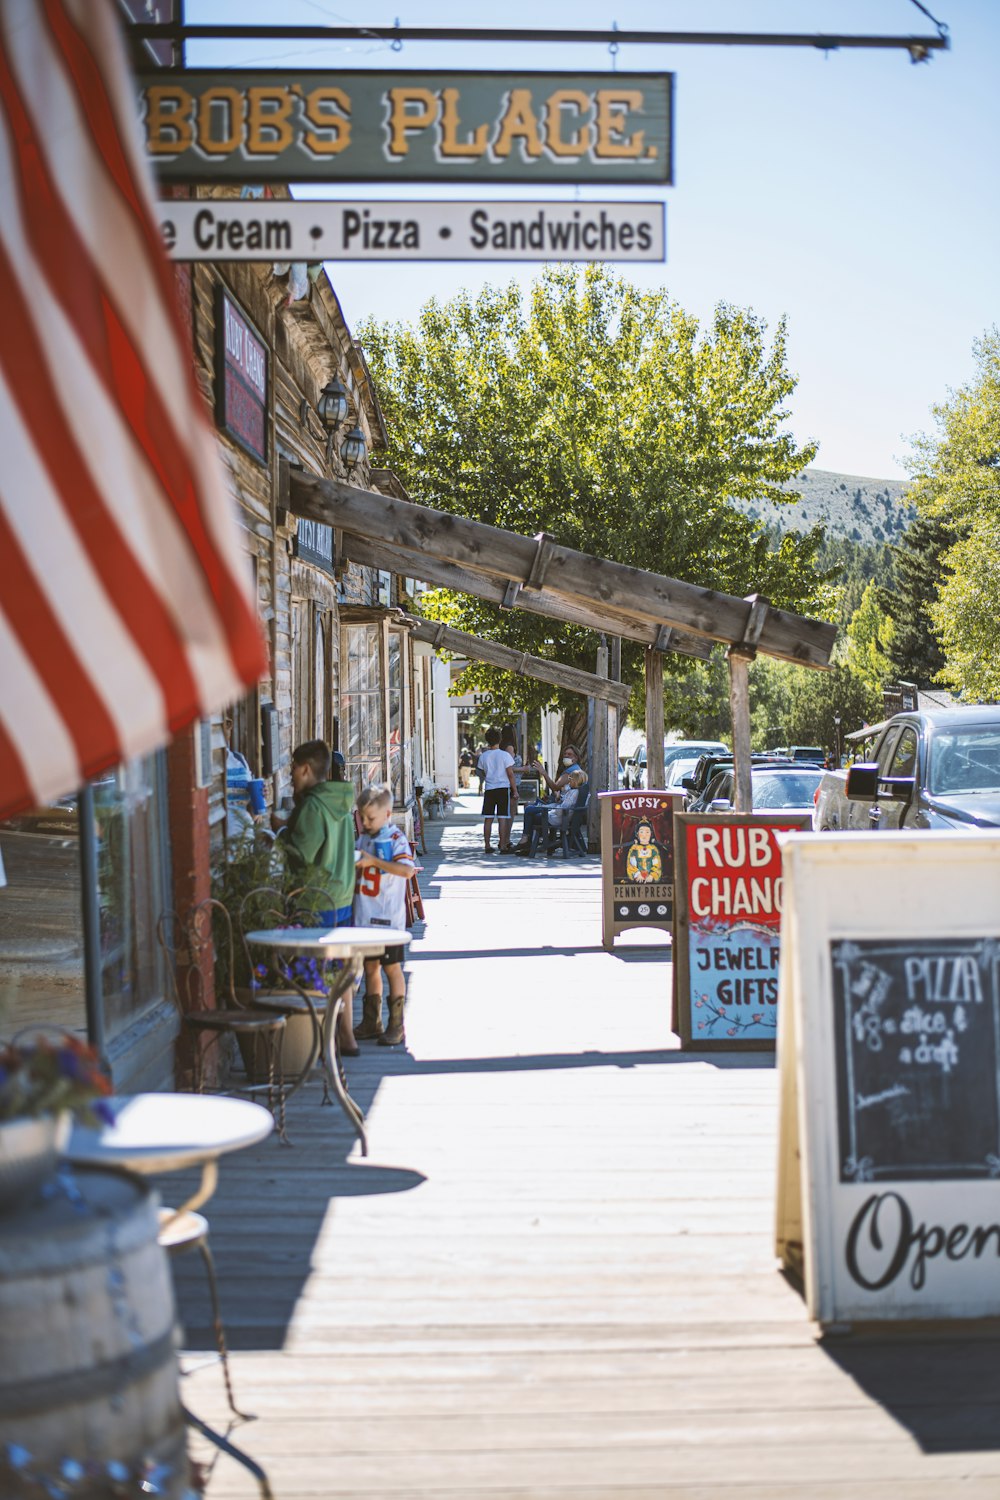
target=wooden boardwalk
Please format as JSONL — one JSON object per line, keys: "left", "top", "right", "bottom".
{"left": 167, "top": 795, "right": 1000, "bottom": 1498}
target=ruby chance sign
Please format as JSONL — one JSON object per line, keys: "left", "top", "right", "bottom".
{"left": 673, "top": 812, "right": 811, "bottom": 1050}
{"left": 138, "top": 71, "right": 673, "bottom": 185}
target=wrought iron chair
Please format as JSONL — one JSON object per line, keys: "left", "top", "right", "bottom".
{"left": 156, "top": 899, "right": 287, "bottom": 1140}
{"left": 237, "top": 885, "right": 344, "bottom": 1108}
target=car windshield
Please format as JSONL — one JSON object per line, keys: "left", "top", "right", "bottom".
{"left": 751, "top": 771, "right": 823, "bottom": 810}
{"left": 665, "top": 758, "right": 700, "bottom": 786}
{"left": 929, "top": 727, "right": 1000, "bottom": 795}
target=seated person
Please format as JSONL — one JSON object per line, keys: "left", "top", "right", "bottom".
{"left": 517, "top": 772, "right": 586, "bottom": 855}
{"left": 512, "top": 745, "right": 586, "bottom": 852}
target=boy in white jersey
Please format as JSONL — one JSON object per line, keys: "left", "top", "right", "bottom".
{"left": 353, "top": 785, "right": 418, "bottom": 1047}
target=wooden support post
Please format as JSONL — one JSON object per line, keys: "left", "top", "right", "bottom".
{"left": 728, "top": 648, "right": 754, "bottom": 813}
{"left": 609, "top": 636, "right": 622, "bottom": 791}
{"left": 589, "top": 639, "right": 610, "bottom": 849}
{"left": 644, "top": 647, "right": 665, "bottom": 789}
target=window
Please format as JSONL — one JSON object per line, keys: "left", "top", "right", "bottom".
{"left": 388, "top": 628, "right": 403, "bottom": 802}
{"left": 93, "top": 755, "right": 170, "bottom": 1043}
{"left": 314, "top": 612, "right": 329, "bottom": 742}
{"left": 342, "top": 622, "right": 383, "bottom": 793}
{"left": 889, "top": 728, "right": 918, "bottom": 778}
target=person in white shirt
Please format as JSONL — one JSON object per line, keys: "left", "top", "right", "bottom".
{"left": 353, "top": 785, "right": 418, "bottom": 1046}
{"left": 477, "top": 727, "right": 518, "bottom": 854}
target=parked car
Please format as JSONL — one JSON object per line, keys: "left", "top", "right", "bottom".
{"left": 690, "top": 764, "right": 825, "bottom": 815}
{"left": 681, "top": 752, "right": 792, "bottom": 804}
{"left": 664, "top": 757, "right": 701, "bottom": 790}
{"left": 814, "top": 707, "right": 1000, "bottom": 832}
{"left": 623, "top": 739, "right": 728, "bottom": 790}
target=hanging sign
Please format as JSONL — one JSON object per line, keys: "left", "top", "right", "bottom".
{"left": 215, "top": 288, "right": 267, "bottom": 463}
{"left": 673, "top": 812, "right": 811, "bottom": 1050}
{"left": 157, "top": 198, "right": 665, "bottom": 262}
{"left": 776, "top": 830, "right": 1000, "bottom": 1327}
{"left": 138, "top": 70, "right": 673, "bottom": 185}
{"left": 599, "top": 790, "right": 683, "bottom": 948}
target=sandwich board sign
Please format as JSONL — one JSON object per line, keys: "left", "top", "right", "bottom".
{"left": 599, "top": 790, "right": 683, "bottom": 948}
{"left": 672, "top": 812, "right": 810, "bottom": 1050}
{"left": 775, "top": 831, "right": 1000, "bottom": 1327}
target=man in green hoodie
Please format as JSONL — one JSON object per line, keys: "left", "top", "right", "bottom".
{"left": 283, "top": 740, "right": 359, "bottom": 1053}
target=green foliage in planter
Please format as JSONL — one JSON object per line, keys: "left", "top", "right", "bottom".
{"left": 210, "top": 831, "right": 340, "bottom": 994}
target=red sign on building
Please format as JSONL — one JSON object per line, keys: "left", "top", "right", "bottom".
{"left": 216, "top": 288, "right": 267, "bottom": 463}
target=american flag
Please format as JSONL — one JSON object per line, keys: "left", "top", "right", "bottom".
{"left": 0, "top": 0, "right": 266, "bottom": 822}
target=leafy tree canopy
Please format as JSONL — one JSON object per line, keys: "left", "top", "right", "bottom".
{"left": 361, "top": 266, "right": 835, "bottom": 723}
{"left": 906, "top": 328, "right": 1000, "bottom": 699}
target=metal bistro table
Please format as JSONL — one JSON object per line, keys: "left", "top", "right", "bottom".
{"left": 243, "top": 925, "right": 411, "bottom": 1157}
{"left": 68, "top": 1092, "right": 274, "bottom": 1223}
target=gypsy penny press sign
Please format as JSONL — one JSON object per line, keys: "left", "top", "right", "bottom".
{"left": 673, "top": 812, "right": 811, "bottom": 1050}
{"left": 776, "top": 831, "right": 1000, "bottom": 1327}
{"left": 599, "top": 791, "right": 682, "bottom": 947}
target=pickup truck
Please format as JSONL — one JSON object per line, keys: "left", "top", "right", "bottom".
{"left": 813, "top": 707, "right": 1000, "bottom": 832}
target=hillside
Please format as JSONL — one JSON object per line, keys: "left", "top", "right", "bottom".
{"left": 742, "top": 467, "right": 914, "bottom": 546}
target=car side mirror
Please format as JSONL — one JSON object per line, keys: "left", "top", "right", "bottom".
{"left": 845, "top": 763, "right": 879, "bottom": 801}
{"left": 681, "top": 776, "right": 696, "bottom": 792}
{"left": 880, "top": 775, "right": 916, "bottom": 802}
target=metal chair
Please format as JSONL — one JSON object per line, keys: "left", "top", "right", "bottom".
{"left": 156, "top": 900, "right": 287, "bottom": 1140}
{"left": 160, "top": 1205, "right": 248, "bottom": 1422}
{"left": 237, "top": 885, "right": 344, "bottom": 1109}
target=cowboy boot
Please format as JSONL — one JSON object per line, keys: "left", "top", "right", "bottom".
{"left": 378, "top": 996, "right": 406, "bottom": 1047}
{"left": 354, "top": 992, "right": 384, "bottom": 1040}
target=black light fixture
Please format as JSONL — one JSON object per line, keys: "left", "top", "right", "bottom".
{"left": 317, "top": 376, "right": 349, "bottom": 430}
{"left": 340, "top": 423, "right": 367, "bottom": 473}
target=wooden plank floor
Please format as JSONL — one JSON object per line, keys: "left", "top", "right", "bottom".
{"left": 166, "top": 795, "right": 1000, "bottom": 1498}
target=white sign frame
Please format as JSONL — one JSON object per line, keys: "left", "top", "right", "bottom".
{"left": 156, "top": 198, "right": 665, "bottom": 262}
{"left": 776, "top": 831, "right": 1000, "bottom": 1328}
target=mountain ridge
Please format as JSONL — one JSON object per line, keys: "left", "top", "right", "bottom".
{"left": 743, "top": 466, "right": 914, "bottom": 547}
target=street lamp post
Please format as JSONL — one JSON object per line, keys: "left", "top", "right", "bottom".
{"left": 834, "top": 713, "right": 842, "bottom": 767}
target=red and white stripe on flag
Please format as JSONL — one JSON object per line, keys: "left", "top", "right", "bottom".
{"left": 0, "top": 0, "right": 267, "bottom": 822}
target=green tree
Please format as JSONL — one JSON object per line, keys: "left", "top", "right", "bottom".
{"left": 881, "top": 512, "right": 955, "bottom": 687}
{"left": 361, "top": 267, "right": 835, "bottom": 729}
{"left": 845, "top": 581, "right": 896, "bottom": 693}
{"left": 749, "top": 658, "right": 879, "bottom": 751}
{"left": 906, "top": 328, "right": 1000, "bottom": 698}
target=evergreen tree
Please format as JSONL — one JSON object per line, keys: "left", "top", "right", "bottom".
{"left": 881, "top": 513, "right": 955, "bottom": 687}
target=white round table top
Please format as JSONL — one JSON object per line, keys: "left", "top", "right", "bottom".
{"left": 243, "top": 925, "right": 411, "bottom": 958}
{"left": 67, "top": 1093, "right": 274, "bottom": 1174}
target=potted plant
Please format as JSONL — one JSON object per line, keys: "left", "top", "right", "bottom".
{"left": 210, "top": 833, "right": 340, "bottom": 1079}
{"left": 422, "top": 786, "right": 453, "bottom": 821}
{"left": 0, "top": 1035, "right": 114, "bottom": 1209}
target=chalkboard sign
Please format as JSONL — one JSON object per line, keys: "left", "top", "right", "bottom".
{"left": 832, "top": 938, "right": 1000, "bottom": 1182}
{"left": 775, "top": 830, "right": 1000, "bottom": 1327}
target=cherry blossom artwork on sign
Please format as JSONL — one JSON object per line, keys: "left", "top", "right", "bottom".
{"left": 673, "top": 812, "right": 811, "bottom": 1049}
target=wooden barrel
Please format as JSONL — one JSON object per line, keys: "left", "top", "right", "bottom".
{"left": 0, "top": 1166, "right": 187, "bottom": 1495}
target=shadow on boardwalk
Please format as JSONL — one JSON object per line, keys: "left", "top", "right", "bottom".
{"left": 170, "top": 793, "right": 1000, "bottom": 1495}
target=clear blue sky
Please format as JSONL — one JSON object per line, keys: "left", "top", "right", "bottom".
{"left": 188, "top": 1, "right": 999, "bottom": 480}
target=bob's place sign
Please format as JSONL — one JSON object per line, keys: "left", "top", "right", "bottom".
{"left": 137, "top": 70, "right": 673, "bottom": 184}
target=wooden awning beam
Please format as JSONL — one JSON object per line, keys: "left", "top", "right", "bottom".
{"left": 336, "top": 530, "right": 714, "bottom": 660}
{"left": 403, "top": 615, "right": 632, "bottom": 709}
{"left": 288, "top": 469, "right": 835, "bottom": 668}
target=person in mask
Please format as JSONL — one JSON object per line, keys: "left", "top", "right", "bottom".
{"left": 511, "top": 745, "right": 586, "bottom": 854}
